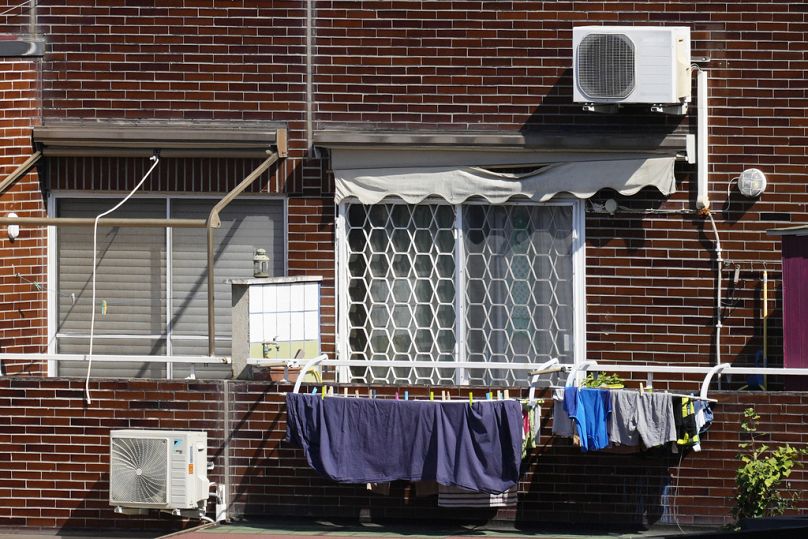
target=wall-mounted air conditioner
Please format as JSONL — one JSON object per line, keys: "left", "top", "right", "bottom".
{"left": 573, "top": 26, "right": 691, "bottom": 110}
{"left": 109, "top": 430, "right": 209, "bottom": 515}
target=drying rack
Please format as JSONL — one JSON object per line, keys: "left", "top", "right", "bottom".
{"left": 248, "top": 356, "right": 808, "bottom": 401}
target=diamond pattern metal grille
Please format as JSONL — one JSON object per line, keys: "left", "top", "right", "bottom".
{"left": 346, "top": 203, "right": 457, "bottom": 385}
{"left": 577, "top": 33, "right": 635, "bottom": 99}
{"left": 463, "top": 205, "right": 574, "bottom": 386}
{"left": 110, "top": 437, "right": 168, "bottom": 505}
{"left": 344, "top": 202, "right": 575, "bottom": 386}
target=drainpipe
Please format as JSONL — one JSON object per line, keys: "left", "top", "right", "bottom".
{"left": 305, "top": 0, "right": 314, "bottom": 155}
{"left": 29, "top": 0, "right": 37, "bottom": 38}
{"left": 696, "top": 67, "right": 722, "bottom": 372}
{"left": 696, "top": 68, "right": 709, "bottom": 210}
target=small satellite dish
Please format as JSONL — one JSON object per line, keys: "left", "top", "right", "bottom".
{"left": 738, "top": 168, "right": 766, "bottom": 198}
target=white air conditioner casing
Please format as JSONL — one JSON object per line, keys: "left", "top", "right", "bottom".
{"left": 109, "top": 430, "right": 209, "bottom": 512}
{"left": 573, "top": 26, "right": 691, "bottom": 105}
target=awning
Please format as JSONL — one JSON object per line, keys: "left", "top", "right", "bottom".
{"left": 33, "top": 123, "right": 287, "bottom": 158}
{"left": 320, "top": 130, "right": 686, "bottom": 204}
{"left": 334, "top": 156, "right": 676, "bottom": 204}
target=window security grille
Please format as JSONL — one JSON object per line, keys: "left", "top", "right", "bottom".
{"left": 344, "top": 202, "right": 575, "bottom": 386}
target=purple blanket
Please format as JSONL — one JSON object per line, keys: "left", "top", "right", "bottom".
{"left": 285, "top": 393, "right": 522, "bottom": 494}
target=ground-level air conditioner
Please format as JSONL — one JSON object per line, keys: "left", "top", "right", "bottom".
{"left": 109, "top": 430, "right": 209, "bottom": 515}
{"left": 573, "top": 26, "right": 691, "bottom": 110}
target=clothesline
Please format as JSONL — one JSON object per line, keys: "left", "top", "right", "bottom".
{"left": 304, "top": 385, "right": 543, "bottom": 405}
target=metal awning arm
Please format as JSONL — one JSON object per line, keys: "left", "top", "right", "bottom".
{"left": 206, "top": 151, "right": 280, "bottom": 229}
{"left": 0, "top": 151, "right": 42, "bottom": 196}
{"left": 205, "top": 150, "right": 282, "bottom": 357}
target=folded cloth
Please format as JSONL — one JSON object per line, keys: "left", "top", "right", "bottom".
{"left": 437, "top": 484, "right": 518, "bottom": 508}
{"left": 285, "top": 393, "right": 523, "bottom": 494}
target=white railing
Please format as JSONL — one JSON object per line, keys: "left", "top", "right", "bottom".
{"left": 0, "top": 353, "right": 230, "bottom": 364}
{"left": 249, "top": 356, "right": 808, "bottom": 400}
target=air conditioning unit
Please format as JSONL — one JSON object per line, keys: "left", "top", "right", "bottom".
{"left": 109, "top": 430, "right": 209, "bottom": 515}
{"left": 573, "top": 26, "right": 691, "bottom": 109}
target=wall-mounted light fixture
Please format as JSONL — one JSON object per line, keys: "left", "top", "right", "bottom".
{"left": 7, "top": 212, "right": 19, "bottom": 241}
{"left": 738, "top": 168, "right": 767, "bottom": 198}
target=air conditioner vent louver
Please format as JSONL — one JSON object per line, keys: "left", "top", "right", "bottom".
{"left": 110, "top": 437, "right": 168, "bottom": 505}
{"left": 576, "top": 33, "right": 635, "bottom": 99}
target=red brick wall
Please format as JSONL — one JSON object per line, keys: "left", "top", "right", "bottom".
{"left": 0, "top": 2, "right": 806, "bottom": 531}
{"left": 3, "top": 1, "right": 797, "bottom": 373}
{"left": 1, "top": 378, "right": 806, "bottom": 531}
{"left": 0, "top": 59, "right": 46, "bottom": 376}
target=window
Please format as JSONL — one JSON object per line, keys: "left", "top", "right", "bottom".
{"left": 339, "top": 200, "right": 584, "bottom": 386}
{"left": 51, "top": 195, "right": 285, "bottom": 379}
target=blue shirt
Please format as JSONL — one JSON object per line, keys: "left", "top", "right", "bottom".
{"left": 565, "top": 387, "right": 612, "bottom": 452}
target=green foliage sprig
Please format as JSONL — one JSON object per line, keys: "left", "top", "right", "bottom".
{"left": 582, "top": 372, "right": 624, "bottom": 388}
{"left": 732, "top": 407, "right": 808, "bottom": 524}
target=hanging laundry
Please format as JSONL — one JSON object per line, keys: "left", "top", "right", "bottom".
{"left": 608, "top": 390, "right": 641, "bottom": 447}
{"left": 694, "top": 400, "right": 713, "bottom": 434}
{"left": 437, "top": 484, "right": 518, "bottom": 508}
{"left": 674, "top": 397, "right": 700, "bottom": 449}
{"left": 637, "top": 392, "right": 677, "bottom": 449}
{"left": 521, "top": 401, "right": 540, "bottom": 458}
{"left": 609, "top": 390, "right": 676, "bottom": 450}
{"left": 565, "top": 387, "right": 612, "bottom": 452}
{"left": 690, "top": 400, "right": 714, "bottom": 452}
{"left": 552, "top": 388, "right": 575, "bottom": 438}
{"left": 285, "top": 393, "right": 522, "bottom": 494}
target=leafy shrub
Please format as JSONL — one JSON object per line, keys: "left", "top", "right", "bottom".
{"left": 732, "top": 407, "right": 808, "bottom": 523}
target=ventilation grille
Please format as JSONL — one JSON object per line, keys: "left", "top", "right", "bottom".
{"left": 110, "top": 437, "right": 168, "bottom": 505}
{"left": 576, "top": 33, "right": 635, "bottom": 99}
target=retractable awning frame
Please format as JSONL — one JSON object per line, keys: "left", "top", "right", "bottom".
{"left": 0, "top": 124, "right": 287, "bottom": 369}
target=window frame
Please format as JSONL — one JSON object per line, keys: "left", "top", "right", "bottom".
{"left": 336, "top": 197, "right": 587, "bottom": 386}
{"left": 46, "top": 191, "right": 288, "bottom": 378}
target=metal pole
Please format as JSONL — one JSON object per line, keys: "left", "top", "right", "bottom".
{"left": 207, "top": 224, "right": 217, "bottom": 356}
{"left": 0, "top": 217, "right": 207, "bottom": 228}
{"left": 206, "top": 151, "right": 279, "bottom": 356}
{"left": 0, "top": 151, "right": 41, "bottom": 195}
{"left": 29, "top": 0, "right": 37, "bottom": 38}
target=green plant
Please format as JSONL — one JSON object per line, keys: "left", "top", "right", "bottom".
{"left": 732, "top": 407, "right": 808, "bottom": 523}
{"left": 582, "top": 372, "right": 624, "bottom": 388}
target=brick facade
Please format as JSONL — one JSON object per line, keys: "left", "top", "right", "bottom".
{"left": 0, "top": 0, "right": 806, "bottom": 532}
{"left": 1, "top": 378, "right": 806, "bottom": 531}
{"left": 0, "top": 59, "right": 46, "bottom": 376}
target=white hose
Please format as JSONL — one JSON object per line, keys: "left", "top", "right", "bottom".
{"left": 85, "top": 156, "right": 160, "bottom": 404}
{"left": 706, "top": 212, "right": 723, "bottom": 374}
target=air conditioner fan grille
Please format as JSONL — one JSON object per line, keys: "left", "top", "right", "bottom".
{"left": 110, "top": 437, "right": 168, "bottom": 505}
{"left": 577, "top": 33, "right": 635, "bottom": 99}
